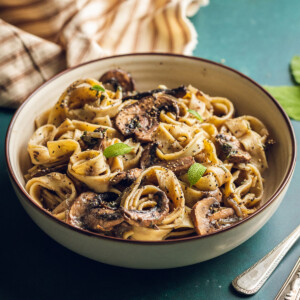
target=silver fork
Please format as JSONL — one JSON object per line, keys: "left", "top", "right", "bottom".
{"left": 232, "top": 224, "right": 300, "bottom": 295}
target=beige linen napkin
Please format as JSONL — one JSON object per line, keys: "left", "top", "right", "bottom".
{"left": 0, "top": 0, "right": 208, "bottom": 108}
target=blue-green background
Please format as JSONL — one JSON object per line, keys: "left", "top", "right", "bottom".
{"left": 1, "top": 0, "right": 299, "bottom": 299}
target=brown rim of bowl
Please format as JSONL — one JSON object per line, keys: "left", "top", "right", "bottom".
{"left": 5, "top": 53, "right": 297, "bottom": 245}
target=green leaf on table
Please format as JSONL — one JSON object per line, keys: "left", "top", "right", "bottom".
{"left": 264, "top": 85, "right": 300, "bottom": 120}
{"left": 188, "top": 109, "right": 203, "bottom": 122}
{"left": 187, "top": 163, "right": 207, "bottom": 186}
{"left": 103, "top": 143, "right": 133, "bottom": 158}
{"left": 291, "top": 56, "right": 300, "bottom": 84}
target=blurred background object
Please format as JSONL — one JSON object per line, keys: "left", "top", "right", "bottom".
{"left": 0, "top": 0, "right": 208, "bottom": 108}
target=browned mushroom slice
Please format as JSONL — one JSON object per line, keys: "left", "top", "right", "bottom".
{"left": 140, "top": 144, "right": 195, "bottom": 176}
{"left": 110, "top": 168, "right": 143, "bottom": 188}
{"left": 191, "top": 197, "right": 235, "bottom": 236}
{"left": 84, "top": 208, "right": 124, "bottom": 232}
{"left": 140, "top": 143, "right": 159, "bottom": 169}
{"left": 209, "top": 208, "right": 235, "bottom": 221}
{"left": 26, "top": 163, "right": 68, "bottom": 180}
{"left": 201, "top": 188, "right": 223, "bottom": 202}
{"left": 169, "top": 85, "right": 187, "bottom": 98}
{"left": 67, "top": 192, "right": 123, "bottom": 232}
{"left": 99, "top": 69, "right": 135, "bottom": 92}
{"left": 135, "top": 119, "right": 159, "bottom": 142}
{"left": 155, "top": 94, "right": 180, "bottom": 116}
{"left": 122, "top": 85, "right": 187, "bottom": 101}
{"left": 115, "top": 94, "right": 179, "bottom": 142}
{"left": 122, "top": 191, "right": 169, "bottom": 227}
{"left": 215, "top": 133, "right": 251, "bottom": 163}
{"left": 155, "top": 156, "right": 195, "bottom": 176}
{"left": 79, "top": 127, "right": 107, "bottom": 150}
{"left": 141, "top": 144, "right": 195, "bottom": 174}
{"left": 113, "top": 222, "right": 132, "bottom": 238}
{"left": 115, "top": 96, "right": 157, "bottom": 142}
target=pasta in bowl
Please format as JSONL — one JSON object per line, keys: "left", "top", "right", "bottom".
{"left": 6, "top": 54, "right": 295, "bottom": 268}
{"left": 24, "top": 69, "right": 272, "bottom": 241}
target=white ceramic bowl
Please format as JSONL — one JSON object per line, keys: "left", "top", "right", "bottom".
{"left": 6, "top": 54, "right": 296, "bottom": 269}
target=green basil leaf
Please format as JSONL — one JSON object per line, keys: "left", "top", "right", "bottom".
{"left": 264, "top": 85, "right": 300, "bottom": 120}
{"left": 187, "top": 163, "right": 207, "bottom": 186}
{"left": 91, "top": 84, "right": 105, "bottom": 92}
{"left": 291, "top": 56, "right": 300, "bottom": 84}
{"left": 188, "top": 109, "right": 203, "bottom": 122}
{"left": 103, "top": 143, "right": 133, "bottom": 158}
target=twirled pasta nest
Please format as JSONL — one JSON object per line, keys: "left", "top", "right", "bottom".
{"left": 24, "top": 69, "right": 273, "bottom": 241}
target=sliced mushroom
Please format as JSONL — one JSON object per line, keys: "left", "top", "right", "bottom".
{"left": 110, "top": 168, "right": 143, "bottom": 188}
{"left": 191, "top": 197, "right": 216, "bottom": 235}
{"left": 201, "top": 188, "right": 223, "bottom": 202}
{"left": 79, "top": 127, "right": 107, "bottom": 150}
{"left": 67, "top": 192, "right": 123, "bottom": 232}
{"left": 99, "top": 69, "right": 135, "bottom": 92}
{"left": 115, "top": 96, "right": 157, "bottom": 142}
{"left": 113, "top": 222, "right": 132, "bottom": 238}
{"left": 209, "top": 207, "right": 234, "bottom": 221}
{"left": 191, "top": 197, "right": 235, "bottom": 236}
{"left": 140, "top": 143, "right": 159, "bottom": 169}
{"left": 122, "top": 191, "right": 169, "bottom": 227}
{"left": 156, "top": 93, "right": 180, "bottom": 115}
{"left": 115, "top": 94, "right": 179, "bottom": 142}
{"left": 140, "top": 144, "right": 195, "bottom": 176}
{"left": 25, "top": 163, "right": 68, "bottom": 180}
{"left": 215, "top": 133, "right": 251, "bottom": 163}
{"left": 155, "top": 156, "right": 195, "bottom": 176}
{"left": 122, "top": 85, "right": 187, "bottom": 101}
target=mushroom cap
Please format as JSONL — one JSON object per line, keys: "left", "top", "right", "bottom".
{"left": 84, "top": 208, "right": 124, "bottom": 232}
{"left": 201, "top": 189, "right": 223, "bottom": 203}
{"left": 67, "top": 192, "right": 123, "bottom": 232}
{"left": 155, "top": 93, "right": 180, "bottom": 116}
{"left": 114, "top": 94, "right": 179, "bottom": 142}
{"left": 110, "top": 168, "right": 143, "bottom": 188}
{"left": 191, "top": 197, "right": 236, "bottom": 236}
{"left": 154, "top": 156, "right": 195, "bottom": 176}
{"left": 140, "top": 143, "right": 159, "bottom": 169}
{"left": 191, "top": 197, "right": 218, "bottom": 236}
{"left": 215, "top": 133, "right": 251, "bottom": 163}
{"left": 99, "top": 69, "right": 135, "bottom": 92}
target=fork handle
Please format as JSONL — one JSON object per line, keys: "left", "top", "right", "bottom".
{"left": 232, "top": 225, "right": 300, "bottom": 295}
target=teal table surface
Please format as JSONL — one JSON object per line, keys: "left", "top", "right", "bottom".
{"left": 1, "top": 1, "right": 300, "bottom": 299}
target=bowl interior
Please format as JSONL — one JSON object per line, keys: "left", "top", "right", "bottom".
{"left": 7, "top": 54, "right": 294, "bottom": 216}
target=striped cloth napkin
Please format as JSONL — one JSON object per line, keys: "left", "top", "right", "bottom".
{"left": 0, "top": 0, "right": 208, "bottom": 108}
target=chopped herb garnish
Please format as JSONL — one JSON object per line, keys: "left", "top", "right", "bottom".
{"left": 91, "top": 84, "right": 105, "bottom": 92}
{"left": 187, "top": 163, "right": 207, "bottom": 186}
{"left": 103, "top": 143, "right": 133, "bottom": 158}
{"left": 188, "top": 109, "right": 203, "bottom": 122}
